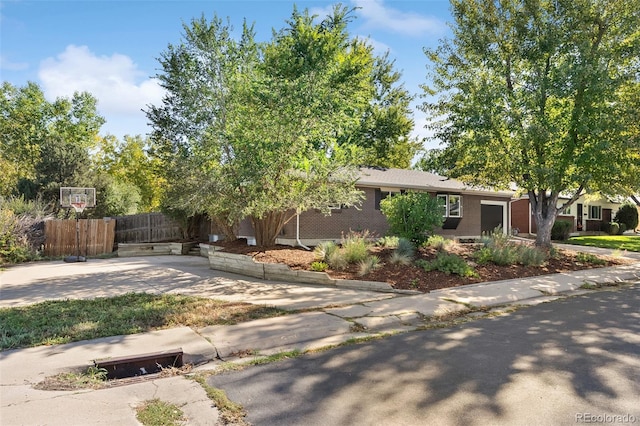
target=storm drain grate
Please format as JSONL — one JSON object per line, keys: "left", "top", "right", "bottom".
{"left": 94, "top": 348, "right": 183, "bottom": 380}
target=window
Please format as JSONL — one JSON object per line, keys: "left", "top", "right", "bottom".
{"left": 562, "top": 206, "right": 572, "bottom": 215}
{"left": 588, "top": 205, "right": 602, "bottom": 220}
{"left": 375, "top": 189, "right": 401, "bottom": 210}
{"left": 449, "top": 195, "right": 462, "bottom": 217}
{"left": 438, "top": 194, "right": 463, "bottom": 217}
{"left": 437, "top": 194, "right": 448, "bottom": 217}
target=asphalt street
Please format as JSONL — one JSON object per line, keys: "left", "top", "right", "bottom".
{"left": 209, "top": 285, "right": 640, "bottom": 426}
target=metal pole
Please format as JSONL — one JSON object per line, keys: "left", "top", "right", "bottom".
{"left": 76, "top": 210, "right": 80, "bottom": 261}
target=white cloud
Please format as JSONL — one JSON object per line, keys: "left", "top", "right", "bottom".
{"left": 38, "top": 45, "right": 164, "bottom": 117}
{"left": 352, "top": 0, "right": 446, "bottom": 37}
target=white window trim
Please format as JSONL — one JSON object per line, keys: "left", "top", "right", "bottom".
{"left": 588, "top": 205, "right": 602, "bottom": 220}
{"left": 448, "top": 194, "right": 462, "bottom": 218}
{"left": 438, "top": 194, "right": 463, "bottom": 218}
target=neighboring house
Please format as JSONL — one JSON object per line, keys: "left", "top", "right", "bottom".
{"left": 234, "top": 167, "right": 514, "bottom": 246}
{"left": 511, "top": 194, "right": 626, "bottom": 235}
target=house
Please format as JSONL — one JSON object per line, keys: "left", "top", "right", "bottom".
{"left": 511, "top": 194, "right": 626, "bottom": 235}
{"left": 233, "top": 167, "right": 514, "bottom": 246}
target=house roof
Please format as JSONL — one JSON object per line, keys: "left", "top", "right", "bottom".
{"left": 356, "top": 167, "right": 514, "bottom": 197}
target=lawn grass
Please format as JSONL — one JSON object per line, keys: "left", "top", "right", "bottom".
{"left": 0, "top": 293, "right": 287, "bottom": 350}
{"left": 567, "top": 235, "right": 640, "bottom": 252}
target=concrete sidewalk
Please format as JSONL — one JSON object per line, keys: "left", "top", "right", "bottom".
{"left": 1, "top": 247, "right": 639, "bottom": 425}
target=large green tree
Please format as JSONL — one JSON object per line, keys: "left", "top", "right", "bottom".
{"left": 0, "top": 82, "right": 104, "bottom": 206}
{"left": 0, "top": 82, "right": 49, "bottom": 196}
{"left": 339, "top": 52, "right": 420, "bottom": 168}
{"left": 422, "top": 0, "right": 640, "bottom": 247}
{"left": 93, "top": 134, "right": 165, "bottom": 213}
{"left": 148, "top": 6, "right": 410, "bottom": 246}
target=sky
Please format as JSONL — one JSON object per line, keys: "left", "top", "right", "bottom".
{"left": 1, "top": 0, "right": 453, "bottom": 149}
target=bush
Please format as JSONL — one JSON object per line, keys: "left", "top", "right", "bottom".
{"left": 396, "top": 238, "right": 415, "bottom": 257}
{"left": 517, "top": 245, "right": 547, "bottom": 267}
{"left": 0, "top": 207, "right": 45, "bottom": 265}
{"left": 551, "top": 220, "right": 572, "bottom": 240}
{"left": 614, "top": 204, "right": 639, "bottom": 231}
{"left": 314, "top": 241, "right": 338, "bottom": 262}
{"left": 416, "top": 253, "right": 478, "bottom": 278}
{"left": 475, "top": 232, "right": 547, "bottom": 267}
{"left": 341, "top": 231, "right": 370, "bottom": 263}
{"left": 379, "top": 192, "right": 444, "bottom": 244}
{"left": 617, "top": 223, "right": 627, "bottom": 235}
{"left": 576, "top": 252, "right": 606, "bottom": 266}
{"left": 389, "top": 250, "right": 413, "bottom": 265}
{"left": 327, "top": 250, "right": 347, "bottom": 271}
{"left": 602, "top": 222, "right": 618, "bottom": 235}
{"left": 424, "top": 235, "right": 454, "bottom": 251}
{"left": 358, "top": 256, "right": 381, "bottom": 276}
{"left": 310, "top": 261, "right": 328, "bottom": 272}
{"left": 479, "top": 226, "right": 510, "bottom": 246}
{"left": 376, "top": 236, "right": 399, "bottom": 248}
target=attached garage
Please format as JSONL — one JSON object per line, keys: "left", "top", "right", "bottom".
{"left": 481, "top": 201, "right": 507, "bottom": 234}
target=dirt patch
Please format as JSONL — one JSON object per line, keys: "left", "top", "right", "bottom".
{"left": 213, "top": 239, "right": 629, "bottom": 293}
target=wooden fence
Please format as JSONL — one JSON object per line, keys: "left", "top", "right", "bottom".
{"left": 44, "top": 219, "right": 116, "bottom": 257}
{"left": 113, "top": 213, "right": 185, "bottom": 243}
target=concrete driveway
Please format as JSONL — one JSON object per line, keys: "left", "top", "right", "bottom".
{"left": 0, "top": 255, "right": 394, "bottom": 310}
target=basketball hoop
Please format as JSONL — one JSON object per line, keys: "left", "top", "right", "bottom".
{"left": 69, "top": 194, "right": 87, "bottom": 214}
{"left": 71, "top": 201, "right": 86, "bottom": 213}
{"left": 59, "top": 187, "right": 95, "bottom": 263}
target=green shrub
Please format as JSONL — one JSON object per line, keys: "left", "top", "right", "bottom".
{"left": 614, "top": 204, "right": 639, "bottom": 231}
{"left": 314, "top": 241, "right": 337, "bottom": 262}
{"left": 576, "top": 252, "right": 606, "bottom": 266}
{"left": 396, "top": 238, "right": 415, "bottom": 257}
{"left": 474, "top": 247, "right": 494, "bottom": 265}
{"left": 424, "top": 235, "right": 454, "bottom": 251}
{"left": 551, "top": 220, "right": 572, "bottom": 240}
{"left": 0, "top": 196, "right": 48, "bottom": 217}
{"left": 617, "top": 223, "right": 627, "bottom": 235}
{"left": 376, "top": 236, "right": 399, "bottom": 248}
{"left": 327, "top": 250, "right": 347, "bottom": 271}
{"left": 486, "top": 245, "right": 519, "bottom": 265}
{"left": 341, "top": 231, "right": 370, "bottom": 263}
{"left": 379, "top": 192, "right": 444, "bottom": 244}
{"left": 480, "top": 226, "right": 510, "bottom": 247}
{"left": 416, "top": 253, "right": 478, "bottom": 278}
{"left": 518, "top": 245, "right": 547, "bottom": 267}
{"left": 603, "top": 222, "right": 619, "bottom": 235}
{"left": 310, "top": 261, "right": 328, "bottom": 272}
{"left": 474, "top": 236, "right": 547, "bottom": 267}
{"left": 358, "top": 256, "right": 381, "bottom": 276}
{"left": 389, "top": 250, "right": 413, "bottom": 265}
{"left": 0, "top": 209, "right": 36, "bottom": 265}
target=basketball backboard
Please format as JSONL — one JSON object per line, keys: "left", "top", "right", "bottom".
{"left": 60, "top": 187, "right": 96, "bottom": 210}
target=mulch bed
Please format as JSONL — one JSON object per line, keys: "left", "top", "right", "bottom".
{"left": 210, "top": 238, "right": 628, "bottom": 293}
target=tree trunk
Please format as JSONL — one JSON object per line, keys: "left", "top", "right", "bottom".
{"left": 251, "top": 211, "right": 286, "bottom": 247}
{"left": 212, "top": 217, "right": 238, "bottom": 242}
{"left": 530, "top": 190, "right": 560, "bottom": 249}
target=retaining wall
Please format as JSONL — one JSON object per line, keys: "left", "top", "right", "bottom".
{"left": 207, "top": 248, "right": 401, "bottom": 292}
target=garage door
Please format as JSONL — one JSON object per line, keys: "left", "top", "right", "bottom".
{"left": 481, "top": 204, "right": 504, "bottom": 234}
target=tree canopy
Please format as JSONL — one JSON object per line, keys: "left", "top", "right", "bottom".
{"left": 147, "top": 6, "right": 415, "bottom": 245}
{"left": 0, "top": 82, "right": 104, "bottom": 207}
{"left": 421, "top": 0, "right": 640, "bottom": 247}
